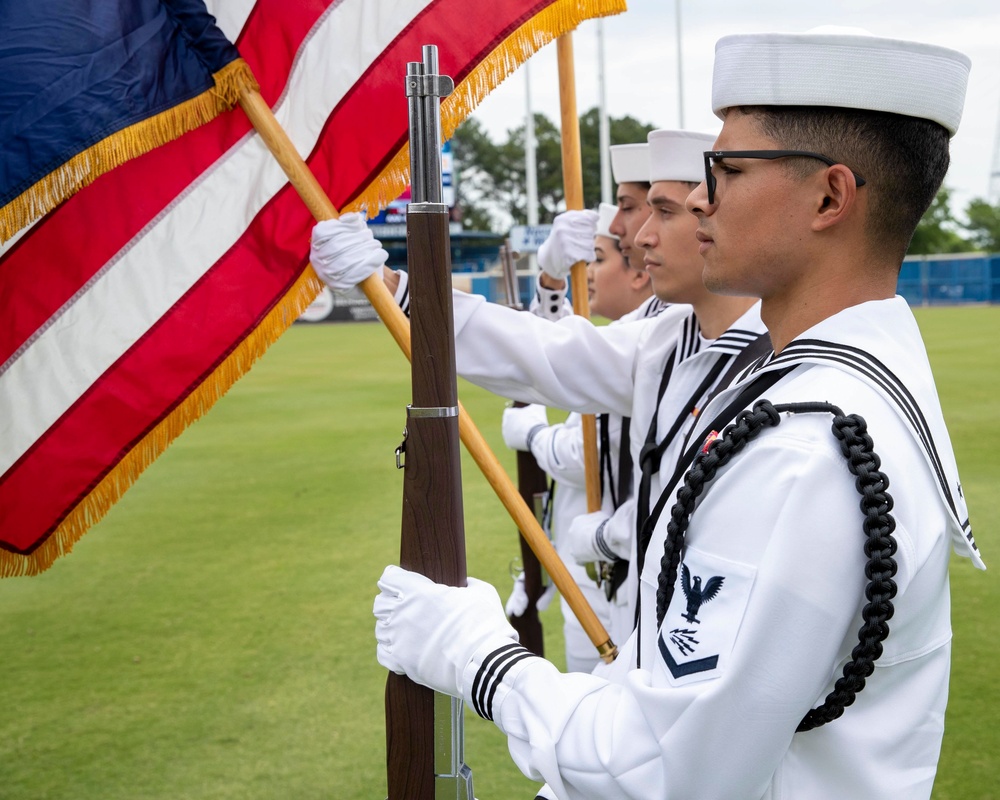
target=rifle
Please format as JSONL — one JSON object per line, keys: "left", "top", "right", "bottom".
{"left": 499, "top": 241, "right": 549, "bottom": 657}
{"left": 384, "top": 46, "right": 472, "bottom": 800}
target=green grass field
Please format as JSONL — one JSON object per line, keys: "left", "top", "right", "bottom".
{"left": 2, "top": 306, "right": 997, "bottom": 799}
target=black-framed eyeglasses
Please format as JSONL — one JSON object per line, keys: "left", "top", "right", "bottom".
{"left": 702, "top": 150, "right": 867, "bottom": 204}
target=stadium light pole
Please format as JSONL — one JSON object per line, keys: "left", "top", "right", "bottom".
{"left": 990, "top": 96, "right": 1000, "bottom": 202}
{"left": 598, "top": 19, "right": 612, "bottom": 204}
{"left": 524, "top": 59, "right": 539, "bottom": 276}
{"left": 675, "top": 0, "right": 685, "bottom": 128}
{"left": 525, "top": 60, "right": 539, "bottom": 229}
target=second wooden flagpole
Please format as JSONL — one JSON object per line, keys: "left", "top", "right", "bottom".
{"left": 555, "top": 33, "right": 602, "bottom": 514}
{"left": 237, "top": 85, "right": 617, "bottom": 663}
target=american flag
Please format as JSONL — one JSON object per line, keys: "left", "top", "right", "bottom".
{"left": 0, "top": 0, "right": 626, "bottom": 576}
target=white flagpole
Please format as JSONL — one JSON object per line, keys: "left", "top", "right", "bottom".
{"left": 524, "top": 60, "right": 540, "bottom": 276}
{"left": 598, "top": 20, "right": 612, "bottom": 204}
{"left": 525, "top": 61, "right": 540, "bottom": 228}
{"left": 675, "top": 0, "right": 685, "bottom": 128}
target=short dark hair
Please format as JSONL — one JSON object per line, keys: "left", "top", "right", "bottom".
{"left": 619, "top": 181, "right": 652, "bottom": 193}
{"left": 735, "top": 106, "right": 950, "bottom": 262}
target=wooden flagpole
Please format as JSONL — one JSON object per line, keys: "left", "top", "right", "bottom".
{"left": 556, "top": 33, "right": 602, "bottom": 513}
{"left": 237, "top": 86, "right": 616, "bottom": 663}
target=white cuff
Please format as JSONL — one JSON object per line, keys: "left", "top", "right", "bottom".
{"left": 462, "top": 637, "right": 542, "bottom": 724}
{"left": 393, "top": 269, "right": 410, "bottom": 317}
{"left": 529, "top": 274, "right": 572, "bottom": 321}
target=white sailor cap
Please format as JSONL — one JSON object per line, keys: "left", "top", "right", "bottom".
{"left": 610, "top": 143, "right": 650, "bottom": 184}
{"left": 595, "top": 203, "right": 619, "bottom": 240}
{"left": 647, "top": 129, "right": 718, "bottom": 183}
{"left": 712, "top": 28, "right": 971, "bottom": 136}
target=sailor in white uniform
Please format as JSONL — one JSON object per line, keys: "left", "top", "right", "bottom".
{"left": 607, "top": 142, "right": 654, "bottom": 273}
{"left": 527, "top": 140, "right": 665, "bottom": 322}
{"left": 367, "top": 28, "right": 985, "bottom": 800}
{"left": 502, "top": 201, "right": 660, "bottom": 672}
{"left": 525, "top": 137, "right": 658, "bottom": 321}
{"left": 559, "top": 129, "right": 767, "bottom": 652}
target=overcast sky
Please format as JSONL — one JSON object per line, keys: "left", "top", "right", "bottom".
{"left": 465, "top": 0, "right": 1000, "bottom": 213}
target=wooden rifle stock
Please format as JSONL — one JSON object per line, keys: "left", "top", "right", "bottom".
{"left": 384, "top": 46, "right": 472, "bottom": 800}
{"left": 386, "top": 203, "right": 466, "bottom": 799}
{"left": 512, "top": 444, "right": 548, "bottom": 655}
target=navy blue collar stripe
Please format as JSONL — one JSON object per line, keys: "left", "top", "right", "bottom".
{"left": 678, "top": 313, "right": 701, "bottom": 361}
{"left": 714, "top": 329, "right": 760, "bottom": 344}
{"left": 776, "top": 341, "right": 946, "bottom": 506}
{"left": 759, "top": 339, "right": 960, "bottom": 526}
{"left": 644, "top": 298, "right": 670, "bottom": 318}
{"left": 672, "top": 322, "right": 767, "bottom": 365}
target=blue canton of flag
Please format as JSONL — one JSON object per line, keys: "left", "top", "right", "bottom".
{"left": 0, "top": 0, "right": 252, "bottom": 243}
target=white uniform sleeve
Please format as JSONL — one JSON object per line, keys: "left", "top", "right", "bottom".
{"left": 460, "top": 423, "right": 876, "bottom": 799}
{"left": 452, "top": 289, "right": 681, "bottom": 417}
{"left": 566, "top": 499, "right": 636, "bottom": 564}
{"left": 529, "top": 415, "right": 586, "bottom": 489}
{"left": 601, "top": 497, "right": 635, "bottom": 560}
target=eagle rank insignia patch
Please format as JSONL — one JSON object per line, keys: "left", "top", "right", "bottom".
{"left": 657, "top": 546, "right": 755, "bottom": 686}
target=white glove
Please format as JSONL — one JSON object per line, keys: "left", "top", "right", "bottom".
{"left": 374, "top": 565, "right": 518, "bottom": 697}
{"left": 504, "top": 572, "right": 557, "bottom": 618}
{"left": 502, "top": 404, "right": 549, "bottom": 452}
{"left": 310, "top": 212, "right": 388, "bottom": 293}
{"left": 536, "top": 209, "right": 598, "bottom": 280}
{"left": 567, "top": 510, "right": 627, "bottom": 565}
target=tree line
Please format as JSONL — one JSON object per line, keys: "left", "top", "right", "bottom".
{"left": 451, "top": 108, "right": 1000, "bottom": 256}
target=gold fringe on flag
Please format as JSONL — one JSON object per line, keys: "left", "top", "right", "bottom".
{"left": 2, "top": 0, "right": 626, "bottom": 577}
{"left": 0, "top": 267, "right": 325, "bottom": 578}
{"left": 344, "top": 0, "right": 627, "bottom": 213}
{"left": 0, "top": 58, "right": 259, "bottom": 245}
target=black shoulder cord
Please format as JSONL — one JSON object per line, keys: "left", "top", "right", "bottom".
{"left": 655, "top": 399, "right": 899, "bottom": 733}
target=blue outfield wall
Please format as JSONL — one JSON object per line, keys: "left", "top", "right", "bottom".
{"left": 898, "top": 253, "right": 1000, "bottom": 305}
{"left": 466, "top": 252, "right": 1000, "bottom": 308}
{"left": 467, "top": 273, "right": 538, "bottom": 307}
